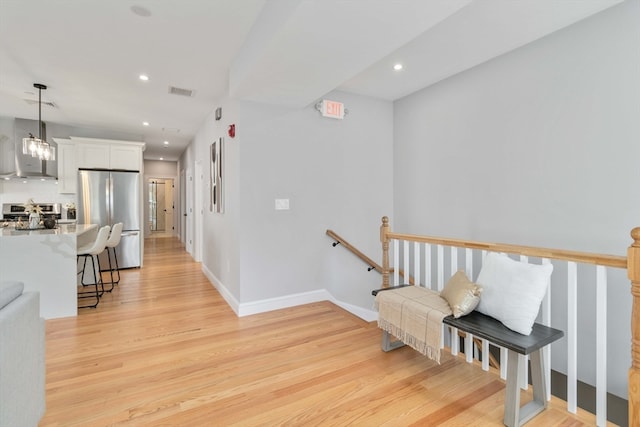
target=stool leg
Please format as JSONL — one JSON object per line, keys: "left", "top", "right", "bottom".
{"left": 112, "top": 247, "right": 120, "bottom": 284}
{"left": 79, "top": 254, "right": 91, "bottom": 286}
{"left": 77, "top": 254, "right": 101, "bottom": 308}
{"left": 98, "top": 251, "right": 114, "bottom": 293}
{"left": 100, "top": 247, "right": 120, "bottom": 291}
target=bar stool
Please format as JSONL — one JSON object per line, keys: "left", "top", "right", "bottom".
{"left": 77, "top": 225, "right": 110, "bottom": 308}
{"left": 101, "top": 222, "right": 123, "bottom": 291}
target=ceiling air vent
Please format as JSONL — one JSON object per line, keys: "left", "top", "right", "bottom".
{"left": 168, "top": 86, "right": 195, "bottom": 97}
{"left": 23, "top": 99, "right": 57, "bottom": 108}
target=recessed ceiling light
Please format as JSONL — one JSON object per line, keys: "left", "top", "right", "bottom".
{"left": 393, "top": 63, "right": 403, "bottom": 71}
{"left": 159, "top": 157, "right": 164, "bottom": 161}
{"left": 139, "top": 74, "right": 149, "bottom": 81}
{"left": 163, "top": 141, "right": 169, "bottom": 145}
{"left": 142, "top": 121, "right": 149, "bottom": 126}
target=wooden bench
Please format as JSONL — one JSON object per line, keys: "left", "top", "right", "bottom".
{"left": 372, "top": 286, "right": 564, "bottom": 427}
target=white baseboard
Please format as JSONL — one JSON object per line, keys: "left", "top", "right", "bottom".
{"left": 201, "top": 264, "right": 240, "bottom": 316}
{"left": 201, "top": 265, "right": 378, "bottom": 321}
{"left": 332, "top": 300, "right": 378, "bottom": 322}
{"left": 238, "top": 289, "right": 332, "bottom": 317}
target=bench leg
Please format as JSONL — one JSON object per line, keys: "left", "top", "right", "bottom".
{"left": 503, "top": 349, "right": 548, "bottom": 427}
{"left": 381, "top": 330, "right": 406, "bottom": 352}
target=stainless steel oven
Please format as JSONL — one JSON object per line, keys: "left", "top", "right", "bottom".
{"left": 1, "top": 203, "right": 61, "bottom": 221}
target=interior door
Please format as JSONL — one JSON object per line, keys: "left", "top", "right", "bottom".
{"left": 180, "top": 169, "right": 186, "bottom": 244}
{"left": 185, "top": 168, "right": 194, "bottom": 256}
{"left": 165, "top": 179, "right": 175, "bottom": 234}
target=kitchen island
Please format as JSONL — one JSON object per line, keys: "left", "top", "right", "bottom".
{"left": 0, "top": 223, "right": 97, "bottom": 319}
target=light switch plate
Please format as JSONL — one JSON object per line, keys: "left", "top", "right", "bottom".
{"left": 275, "top": 198, "right": 290, "bottom": 210}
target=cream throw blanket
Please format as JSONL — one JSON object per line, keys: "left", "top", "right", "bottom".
{"left": 375, "top": 286, "right": 452, "bottom": 364}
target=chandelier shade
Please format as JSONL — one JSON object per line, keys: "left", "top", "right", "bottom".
{"left": 22, "top": 83, "right": 55, "bottom": 161}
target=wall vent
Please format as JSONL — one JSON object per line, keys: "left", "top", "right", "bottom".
{"left": 168, "top": 86, "right": 195, "bottom": 97}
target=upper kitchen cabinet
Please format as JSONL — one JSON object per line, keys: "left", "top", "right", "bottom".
{"left": 53, "top": 137, "right": 145, "bottom": 194}
{"left": 54, "top": 139, "right": 77, "bottom": 194}
{"left": 72, "top": 137, "right": 145, "bottom": 171}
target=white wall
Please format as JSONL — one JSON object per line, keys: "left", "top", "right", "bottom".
{"left": 186, "top": 98, "right": 242, "bottom": 302}
{"left": 238, "top": 91, "right": 393, "bottom": 307}
{"left": 185, "top": 90, "right": 393, "bottom": 314}
{"left": 393, "top": 1, "right": 639, "bottom": 398}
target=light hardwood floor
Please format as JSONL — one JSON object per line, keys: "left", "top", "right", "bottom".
{"left": 40, "top": 236, "right": 605, "bottom": 426}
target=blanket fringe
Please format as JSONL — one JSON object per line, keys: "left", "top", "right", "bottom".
{"left": 377, "top": 318, "right": 441, "bottom": 363}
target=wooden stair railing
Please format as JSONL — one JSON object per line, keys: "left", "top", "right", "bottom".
{"left": 326, "top": 229, "right": 384, "bottom": 273}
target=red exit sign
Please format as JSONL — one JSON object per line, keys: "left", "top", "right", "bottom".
{"left": 321, "top": 99, "right": 345, "bottom": 119}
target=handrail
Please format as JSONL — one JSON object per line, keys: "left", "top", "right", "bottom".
{"left": 386, "top": 231, "right": 627, "bottom": 269}
{"left": 326, "top": 229, "right": 384, "bottom": 273}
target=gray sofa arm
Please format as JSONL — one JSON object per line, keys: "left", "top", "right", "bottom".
{"left": 0, "top": 290, "right": 46, "bottom": 427}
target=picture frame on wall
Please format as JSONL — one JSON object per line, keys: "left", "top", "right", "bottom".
{"left": 210, "top": 137, "right": 224, "bottom": 213}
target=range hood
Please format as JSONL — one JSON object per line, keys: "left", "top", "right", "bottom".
{"left": 0, "top": 118, "right": 58, "bottom": 180}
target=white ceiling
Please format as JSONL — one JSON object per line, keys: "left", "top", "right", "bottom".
{"left": 0, "top": 0, "right": 623, "bottom": 161}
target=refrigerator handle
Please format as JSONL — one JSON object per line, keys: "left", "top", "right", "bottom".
{"left": 107, "top": 175, "right": 113, "bottom": 224}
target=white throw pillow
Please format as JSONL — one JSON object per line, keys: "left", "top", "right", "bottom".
{"left": 475, "top": 252, "right": 553, "bottom": 335}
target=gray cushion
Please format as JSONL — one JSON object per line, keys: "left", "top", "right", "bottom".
{"left": 0, "top": 281, "right": 24, "bottom": 310}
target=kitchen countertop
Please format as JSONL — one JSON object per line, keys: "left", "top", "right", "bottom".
{"left": 0, "top": 223, "right": 96, "bottom": 237}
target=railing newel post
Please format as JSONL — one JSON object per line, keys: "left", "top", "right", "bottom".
{"left": 628, "top": 227, "right": 640, "bottom": 425}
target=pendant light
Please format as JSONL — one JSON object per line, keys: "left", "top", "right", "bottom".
{"left": 22, "top": 83, "right": 55, "bottom": 161}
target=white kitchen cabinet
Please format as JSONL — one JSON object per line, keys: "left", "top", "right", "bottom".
{"left": 77, "top": 142, "right": 110, "bottom": 169}
{"left": 73, "top": 138, "right": 144, "bottom": 171}
{"left": 52, "top": 137, "right": 145, "bottom": 194}
{"left": 55, "top": 139, "right": 77, "bottom": 194}
{"left": 110, "top": 144, "right": 142, "bottom": 170}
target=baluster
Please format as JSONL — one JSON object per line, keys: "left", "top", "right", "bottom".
{"left": 451, "top": 247, "right": 458, "bottom": 274}
{"left": 567, "top": 261, "right": 578, "bottom": 413}
{"left": 465, "top": 332, "right": 473, "bottom": 363}
{"left": 465, "top": 248, "right": 473, "bottom": 280}
{"left": 542, "top": 258, "right": 552, "bottom": 400}
{"left": 596, "top": 265, "right": 607, "bottom": 426}
{"left": 393, "top": 240, "right": 400, "bottom": 287}
{"left": 424, "top": 244, "right": 432, "bottom": 290}
{"left": 437, "top": 245, "right": 444, "bottom": 291}
{"left": 403, "top": 241, "right": 410, "bottom": 285}
{"left": 414, "top": 242, "right": 420, "bottom": 287}
{"left": 519, "top": 255, "right": 529, "bottom": 391}
{"left": 482, "top": 339, "right": 489, "bottom": 371}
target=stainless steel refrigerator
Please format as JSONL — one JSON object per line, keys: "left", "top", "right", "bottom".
{"left": 77, "top": 169, "right": 141, "bottom": 268}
